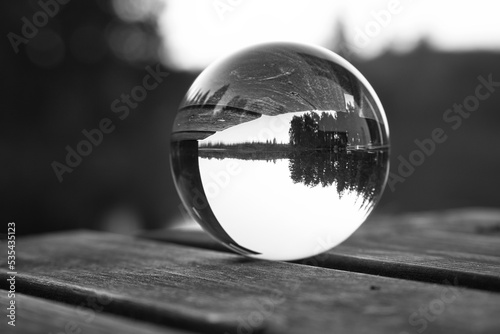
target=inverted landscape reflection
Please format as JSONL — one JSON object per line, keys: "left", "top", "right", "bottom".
{"left": 170, "top": 43, "right": 389, "bottom": 260}
{"left": 199, "top": 110, "right": 387, "bottom": 206}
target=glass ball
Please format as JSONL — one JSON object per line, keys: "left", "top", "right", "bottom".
{"left": 170, "top": 42, "right": 389, "bottom": 261}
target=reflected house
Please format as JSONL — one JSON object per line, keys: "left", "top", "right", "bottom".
{"left": 365, "top": 118, "right": 382, "bottom": 146}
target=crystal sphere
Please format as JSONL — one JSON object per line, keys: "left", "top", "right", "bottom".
{"left": 170, "top": 42, "right": 389, "bottom": 261}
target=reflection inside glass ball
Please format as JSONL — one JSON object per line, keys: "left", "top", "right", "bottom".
{"left": 170, "top": 42, "right": 389, "bottom": 261}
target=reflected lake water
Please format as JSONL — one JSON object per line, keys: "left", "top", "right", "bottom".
{"left": 172, "top": 126, "right": 388, "bottom": 260}
{"left": 196, "top": 147, "right": 388, "bottom": 260}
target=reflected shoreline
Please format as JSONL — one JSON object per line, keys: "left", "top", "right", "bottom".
{"left": 198, "top": 144, "right": 389, "bottom": 161}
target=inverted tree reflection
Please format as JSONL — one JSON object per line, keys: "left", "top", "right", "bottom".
{"left": 288, "top": 150, "right": 387, "bottom": 206}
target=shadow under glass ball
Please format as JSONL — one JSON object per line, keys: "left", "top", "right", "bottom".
{"left": 170, "top": 42, "right": 389, "bottom": 261}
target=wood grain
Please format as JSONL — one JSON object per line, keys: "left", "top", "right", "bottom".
{"left": 144, "top": 209, "right": 500, "bottom": 292}
{"left": 1, "top": 231, "right": 500, "bottom": 334}
{"left": 0, "top": 293, "right": 189, "bottom": 334}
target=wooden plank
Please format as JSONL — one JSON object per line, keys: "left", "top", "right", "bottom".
{"left": 173, "top": 105, "right": 260, "bottom": 137}
{"left": 323, "top": 209, "right": 500, "bottom": 292}
{"left": 143, "top": 209, "right": 500, "bottom": 292}
{"left": 306, "top": 209, "right": 500, "bottom": 292}
{"left": 371, "top": 208, "right": 500, "bottom": 236}
{"left": 1, "top": 231, "right": 500, "bottom": 334}
{"left": 0, "top": 293, "right": 189, "bottom": 334}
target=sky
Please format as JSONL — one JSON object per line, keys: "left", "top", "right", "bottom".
{"left": 113, "top": 0, "right": 500, "bottom": 71}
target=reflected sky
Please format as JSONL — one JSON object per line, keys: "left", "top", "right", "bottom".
{"left": 200, "top": 111, "right": 328, "bottom": 145}
{"left": 199, "top": 157, "right": 369, "bottom": 260}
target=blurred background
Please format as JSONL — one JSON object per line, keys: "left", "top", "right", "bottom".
{"left": 2, "top": 0, "right": 500, "bottom": 235}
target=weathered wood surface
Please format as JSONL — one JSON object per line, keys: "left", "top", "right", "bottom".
{"left": 144, "top": 209, "right": 500, "bottom": 292}
{"left": 0, "top": 293, "right": 188, "bottom": 334}
{"left": 1, "top": 230, "right": 500, "bottom": 334}
{"left": 324, "top": 209, "right": 500, "bottom": 291}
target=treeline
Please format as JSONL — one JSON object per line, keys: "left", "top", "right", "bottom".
{"left": 199, "top": 141, "right": 292, "bottom": 161}
{"left": 199, "top": 149, "right": 290, "bottom": 162}
{"left": 199, "top": 141, "right": 291, "bottom": 151}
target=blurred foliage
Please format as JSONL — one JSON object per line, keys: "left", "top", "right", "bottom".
{"left": 1, "top": 0, "right": 187, "bottom": 234}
